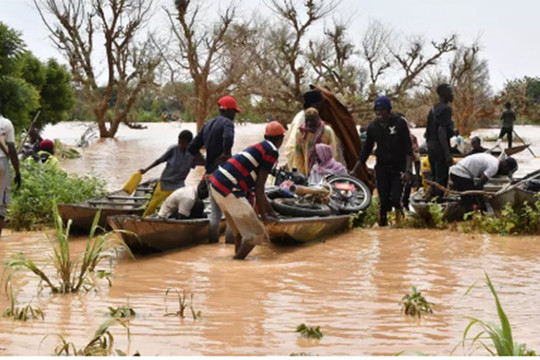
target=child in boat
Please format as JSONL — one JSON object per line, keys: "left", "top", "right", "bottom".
{"left": 308, "top": 143, "right": 347, "bottom": 184}
{"left": 209, "top": 121, "right": 286, "bottom": 260}
{"left": 157, "top": 179, "right": 208, "bottom": 220}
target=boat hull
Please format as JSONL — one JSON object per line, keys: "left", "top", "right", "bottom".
{"left": 266, "top": 215, "right": 351, "bottom": 245}
{"left": 108, "top": 215, "right": 225, "bottom": 253}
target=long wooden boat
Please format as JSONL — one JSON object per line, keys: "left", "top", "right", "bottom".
{"left": 420, "top": 144, "right": 530, "bottom": 158}
{"left": 489, "top": 179, "right": 540, "bottom": 214}
{"left": 266, "top": 215, "right": 351, "bottom": 245}
{"left": 58, "top": 179, "right": 157, "bottom": 233}
{"left": 107, "top": 214, "right": 226, "bottom": 253}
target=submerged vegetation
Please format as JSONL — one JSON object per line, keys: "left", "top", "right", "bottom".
{"left": 458, "top": 273, "right": 537, "bottom": 356}
{"left": 3, "top": 206, "right": 132, "bottom": 294}
{"left": 296, "top": 324, "right": 323, "bottom": 340}
{"left": 7, "top": 160, "right": 106, "bottom": 231}
{"left": 164, "top": 288, "right": 201, "bottom": 320}
{"left": 108, "top": 303, "right": 136, "bottom": 319}
{"left": 46, "top": 318, "right": 138, "bottom": 356}
{"left": 2, "top": 285, "right": 44, "bottom": 321}
{"left": 400, "top": 286, "right": 434, "bottom": 318}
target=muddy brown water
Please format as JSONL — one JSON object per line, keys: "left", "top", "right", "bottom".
{"left": 0, "top": 123, "right": 540, "bottom": 355}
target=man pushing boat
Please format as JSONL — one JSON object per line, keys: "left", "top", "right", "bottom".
{"left": 209, "top": 121, "right": 286, "bottom": 260}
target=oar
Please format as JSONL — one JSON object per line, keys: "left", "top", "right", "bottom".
{"left": 513, "top": 129, "right": 535, "bottom": 157}
{"left": 17, "top": 111, "right": 41, "bottom": 153}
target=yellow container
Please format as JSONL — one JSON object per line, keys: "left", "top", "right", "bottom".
{"left": 122, "top": 172, "right": 142, "bottom": 195}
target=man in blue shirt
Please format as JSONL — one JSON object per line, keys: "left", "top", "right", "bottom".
{"left": 188, "top": 95, "right": 240, "bottom": 243}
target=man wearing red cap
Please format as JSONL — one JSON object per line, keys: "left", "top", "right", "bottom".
{"left": 209, "top": 121, "right": 286, "bottom": 259}
{"left": 35, "top": 139, "right": 61, "bottom": 170}
{"left": 188, "top": 95, "right": 241, "bottom": 243}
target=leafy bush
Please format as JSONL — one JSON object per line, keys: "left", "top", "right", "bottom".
{"left": 400, "top": 286, "right": 434, "bottom": 318}
{"left": 7, "top": 160, "right": 106, "bottom": 230}
{"left": 461, "top": 200, "right": 540, "bottom": 235}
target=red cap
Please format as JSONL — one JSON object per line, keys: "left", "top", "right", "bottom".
{"left": 265, "top": 121, "right": 286, "bottom": 137}
{"left": 39, "top": 139, "right": 54, "bottom": 151}
{"left": 217, "top": 95, "right": 242, "bottom": 113}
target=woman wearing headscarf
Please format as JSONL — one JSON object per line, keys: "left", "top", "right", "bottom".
{"left": 308, "top": 143, "right": 347, "bottom": 184}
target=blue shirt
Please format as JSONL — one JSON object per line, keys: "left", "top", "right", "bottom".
{"left": 158, "top": 145, "right": 194, "bottom": 191}
{"left": 187, "top": 116, "right": 235, "bottom": 174}
{"left": 210, "top": 140, "right": 279, "bottom": 198}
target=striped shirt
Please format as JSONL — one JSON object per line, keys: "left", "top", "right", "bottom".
{"left": 210, "top": 140, "right": 279, "bottom": 197}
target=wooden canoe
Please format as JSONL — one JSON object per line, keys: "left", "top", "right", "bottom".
{"left": 58, "top": 179, "right": 157, "bottom": 233}
{"left": 489, "top": 180, "right": 540, "bottom": 214}
{"left": 266, "top": 215, "right": 351, "bottom": 245}
{"left": 107, "top": 214, "right": 226, "bottom": 253}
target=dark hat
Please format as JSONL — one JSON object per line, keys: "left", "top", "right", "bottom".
{"left": 303, "top": 90, "right": 323, "bottom": 109}
{"left": 373, "top": 95, "right": 392, "bottom": 111}
{"left": 39, "top": 139, "right": 54, "bottom": 151}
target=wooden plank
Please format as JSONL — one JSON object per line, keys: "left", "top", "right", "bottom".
{"left": 87, "top": 200, "right": 145, "bottom": 206}
{"left": 107, "top": 195, "right": 148, "bottom": 201}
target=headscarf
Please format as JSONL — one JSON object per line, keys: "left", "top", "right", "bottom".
{"left": 310, "top": 143, "right": 347, "bottom": 176}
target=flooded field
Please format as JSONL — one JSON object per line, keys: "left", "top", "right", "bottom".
{"left": 0, "top": 122, "right": 540, "bottom": 355}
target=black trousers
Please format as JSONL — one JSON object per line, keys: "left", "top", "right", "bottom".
{"left": 428, "top": 151, "right": 450, "bottom": 198}
{"left": 375, "top": 165, "right": 404, "bottom": 224}
{"left": 450, "top": 173, "right": 483, "bottom": 212}
{"left": 499, "top": 127, "right": 513, "bottom": 148}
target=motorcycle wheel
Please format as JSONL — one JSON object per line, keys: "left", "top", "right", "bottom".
{"left": 271, "top": 198, "right": 332, "bottom": 217}
{"left": 326, "top": 175, "right": 372, "bottom": 213}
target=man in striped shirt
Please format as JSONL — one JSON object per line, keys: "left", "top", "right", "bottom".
{"left": 210, "top": 121, "right": 286, "bottom": 259}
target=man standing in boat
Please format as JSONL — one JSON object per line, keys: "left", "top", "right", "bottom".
{"left": 424, "top": 83, "right": 455, "bottom": 198}
{"left": 188, "top": 95, "right": 240, "bottom": 243}
{"left": 449, "top": 154, "right": 517, "bottom": 212}
{"left": 139, "top": 130, "right": 196, "bottom": 216}
{"left": 209, "top": 121, "right": 285, "bottom": 260}
{"left": 351, "top": 96, "right": 413, "bottom": 226}
{"left": 498, "top": 102, "right": 516, "bottom": 148}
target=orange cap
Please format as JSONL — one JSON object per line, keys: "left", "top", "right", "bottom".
{"left": 217, "top": 95, "right": 242, "bottom": 113}
{"left": 265, "top": 121, "right": 286, "bottom": 137}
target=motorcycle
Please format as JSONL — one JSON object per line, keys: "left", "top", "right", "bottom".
{"left": 267, "top": 167, "right": 372, "bottom": 217}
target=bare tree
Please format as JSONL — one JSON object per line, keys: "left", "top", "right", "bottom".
{"left": 35, "top": 0, "right": 160, "bottom": 138}
{"left": 160, "top": 0, "right": 246, "bottom": 130}
{"left": 360, "top": 20, "right": 392, "bottom": 100}
{"left": 449, "top": 43, "right": 493, "bottom": 135}
{"left": 307, "top": 21, "right": 366, "bottom": 103}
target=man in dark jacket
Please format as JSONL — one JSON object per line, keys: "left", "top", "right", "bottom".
{"left": 424, "top": 83, "right": 455, "bottom": 198}
{"left": 188, "top": 95, "right": 240, "bottom": 243}
{"left": 352, "top": 96, "right": 413, "bottom": 226}
{"left": 498, "top": 102, "right": 516, "bottom": 148}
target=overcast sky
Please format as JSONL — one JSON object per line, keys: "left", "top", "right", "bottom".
{"left": 2, "top": 0, "right": 539, "bottom": 91}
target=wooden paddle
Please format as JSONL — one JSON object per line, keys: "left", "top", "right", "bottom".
{"left": 513, "top": 129, "right": 536, "bottom": 157}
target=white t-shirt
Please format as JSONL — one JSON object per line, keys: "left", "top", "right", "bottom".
{"left": 0, "top": 116, "right": 15, "bottom": 159}
{"left": 158, "top": 186, "right": 197, "bottom": 218}
{"left": 450, "top": 153, "right": 499, "bottom": 179}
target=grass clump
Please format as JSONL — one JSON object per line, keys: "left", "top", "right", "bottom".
{"left": 108, "top": 303, "right": 136, "bottom": 319}
{"left": 46, "top": 318, "right": 139, "bottom": 356}
{"left": 296, "top": 323, "right": 323, "bottom": 339}
{"left": 3, "top": 205, "right": 133, "bottom": 294}
{"left": 164, "top": 288, "right": 202, "bottom": 319}
{"left": 400, "top": 286, "right": 434, "bottom": 318}
{"left": 350, "top": 197, "right": 378, "bottom": 228}
{"left": 457, "top": 273, "right": 537, "bottom": 356}
{"left": 53, "top": 139, "right": 81, "bottom": 159}
{"left": 7, "top": 160, "right": 106, "bottom": 230}
{"left": 2, "top": 285, "right": 44, "bottom": 321}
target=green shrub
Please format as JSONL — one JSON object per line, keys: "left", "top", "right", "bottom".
{"left": 400, "top": 286, "right": 434, "bottom": 318}
{"left": 350, "top": 197, "right": 378, "bottom": 228}
{"left": 7, "top": 160, "right": 106, "bottom": 230}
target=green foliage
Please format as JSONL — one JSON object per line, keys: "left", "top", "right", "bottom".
{"left": 400, "top": 286, "right": 434, "bottom": 318}
{"left": 53, "top": 139, "right": 81, "bottom": 159}
{"left": 349, "top": 197, "right": 378, "bottom": 228}
{"left": 427, "top": 202, "right": 448, "bottom": 229}
{"left": 47, "top": 318, "right": 137, "bottom": 356}
{"left": 2, "top": 284, "right": 44, "bottom": 321}
{"left": 164, "top": 288, "right": 202, "bottom": 319}
{"left": 458, "top": 273, "right": 537, "bottom": 356}
{"left": 0, "top": 22, "right": 74, "bottom": 130}
{"left": 296, "top": 323, "right": 323, "bottom": 339}
{"left": 461, "top": 199, "right": 540, "bottom": 235}
{"left": 7, "top": 159, "right": 106, "bottom": 230}
{"left": 4, "top": 205, "right": 134, "bottom": 294}
{"left": 108, "top": 304, "right": 136, "bottom": 319}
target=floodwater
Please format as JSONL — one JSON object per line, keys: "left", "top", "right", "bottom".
{"left": 0, "top": 122, "right": 540, "bottom": 356}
